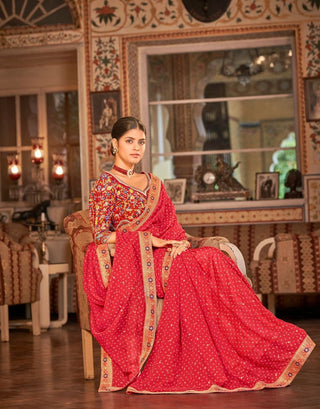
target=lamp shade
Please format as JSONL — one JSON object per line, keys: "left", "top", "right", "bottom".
{"left": 31, "top": 137, "right": 44, "bottom": 165}
{"left": 7, "top": 154, "right": 21, "bottom": 181}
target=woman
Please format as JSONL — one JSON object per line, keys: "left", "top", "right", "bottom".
{"left": 84, "top": 116, "right": 314, "bottom": 394}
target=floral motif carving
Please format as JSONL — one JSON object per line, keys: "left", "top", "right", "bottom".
{"left": 93, "top": 37, "right": 120, "bottom": 91}
{"left": 305, "top": 22, "right": 320, "bottom": 78}
{"left": 309, "top": 123, "right": 320, "bottom": 152}
{"left": 89, "top": 0, "right": 320, "bottom": 31}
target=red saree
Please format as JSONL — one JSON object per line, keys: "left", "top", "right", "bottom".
{"left": 83, "top": 174, "right": 315, "bottom": 394}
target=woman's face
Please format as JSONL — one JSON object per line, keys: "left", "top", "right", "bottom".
{"left": 114, "top": 128, "right": 146, "bottom": 166}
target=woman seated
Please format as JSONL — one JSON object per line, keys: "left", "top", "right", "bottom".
{"left": 84, "top": 116, "right": 314, "bottom": 394}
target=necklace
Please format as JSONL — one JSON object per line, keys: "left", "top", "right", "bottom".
{"left": 112, "top": 164, "right": 135, "bottom": 178}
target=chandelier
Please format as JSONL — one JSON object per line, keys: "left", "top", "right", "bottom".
{"left": 220, "top": 47, "right": 292, "bottom": 87}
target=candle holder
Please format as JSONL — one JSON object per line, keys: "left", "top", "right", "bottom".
{"left": 7, "top": 154, "right": 22, "bottom": 201}
{"left": 52, "top": 153, "right": 66, "bottom": 200}
{"left": 28, "top": 213, "right": 50, "bottom": 264}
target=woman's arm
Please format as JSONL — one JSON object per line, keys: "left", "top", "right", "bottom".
{"left": 89, "top": 176, "right": 116, "bottom": 245}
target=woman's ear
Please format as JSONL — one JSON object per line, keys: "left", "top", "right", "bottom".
{"left": 111, "top": 138, "right": 118, "bottom": 155}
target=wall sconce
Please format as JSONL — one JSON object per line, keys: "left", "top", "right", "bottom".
{"left": 52, "top": 153, "right": 66, "bottom": 200}
{"left": 7, "top": 153, "right": 21, "bottom": 201}
{"left": 31, "top": 137, "right": 44, "bottom": 165}
{"left": 23, "top": 136, "right": 52, "bottom": 205}
{"left": 7, "top": 154, "right": 21, "bottom": 181}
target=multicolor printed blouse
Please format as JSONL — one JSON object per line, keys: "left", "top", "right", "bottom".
{"left": 89, "top": 172, "right": 151, "bottom": 245}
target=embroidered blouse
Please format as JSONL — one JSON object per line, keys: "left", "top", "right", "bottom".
{"left": 89, "top": 172, "right": 150, "bottom": 245}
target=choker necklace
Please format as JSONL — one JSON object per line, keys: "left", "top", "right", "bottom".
{"left": 113, "top": 164, "right": 135, "bottom": 178}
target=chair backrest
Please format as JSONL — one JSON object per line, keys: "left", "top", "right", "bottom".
{"left": 64, "top": 209, "right": 93, "bottom": 331}
{"left": 0, "top": 230, "right": 41, "bottom": 306}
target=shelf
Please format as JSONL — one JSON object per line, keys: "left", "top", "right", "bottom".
{"left": 175, "top": 199, "right": 305, "bottom": 226}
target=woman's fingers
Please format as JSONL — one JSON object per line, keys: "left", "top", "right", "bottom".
{"left": 169, "top": 242, "right": 189, "bottom": 258}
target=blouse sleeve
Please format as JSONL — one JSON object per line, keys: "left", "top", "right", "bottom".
{"left": 89, "top": 174, "right": 116, "bottom": 245}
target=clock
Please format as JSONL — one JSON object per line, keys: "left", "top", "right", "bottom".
{"left": 203, "top": 171, "right": 216, "bottom": 185}
{"left": 182, "top": 0, "right": 232, "bottom": 23}
{"left": 195, "top": 165, "right": 217, "bottom": 193}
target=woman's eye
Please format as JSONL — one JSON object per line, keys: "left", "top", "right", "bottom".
{"left": 126, "top": 139, "right": 133, "bottom": 143}
{"left": 139, "top": 140, "right": 146, "bottom": 145}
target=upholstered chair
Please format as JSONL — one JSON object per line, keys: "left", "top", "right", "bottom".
{"left": 64, "top": 209, "right": 249, "bottom": 380}
{"left": 0, "top": 223, "right": 42, "bottom": 342}
{"left": 251, "top": 230, "right": 320, "bottom": 314}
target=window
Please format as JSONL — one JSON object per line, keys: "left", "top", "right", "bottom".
{"left": 141, "top": 36, "right": 298, "bottom": 200}
{"left": 0, "top": 90, "right": 80, "bottom": 203}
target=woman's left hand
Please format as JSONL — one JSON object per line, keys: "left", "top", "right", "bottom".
{"left": 169, "top": 240, "right": 190, "bottom": 259}
{"left": 151, "top": 236, "right": 190, "bottom": 259}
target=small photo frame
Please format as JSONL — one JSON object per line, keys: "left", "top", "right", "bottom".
{"left": 89, "top": 179, "right": 96, "bottom": 194}
{"left": 304, "top": 77, "right": 320, "bottom": 122}
{"left": 0, "top": 207, "right": 14, "bottom": 223}
{"left": 91, "top": 91, "right": 121, "bottom": 134}
{"left": 255, "top": 172, "right": 279, "bottom": 200}
{"left": 164, "top": 178, "right": 187, "bottom": 204}
{"left": 304, "top": 174, "right": 320, "bottom": 222}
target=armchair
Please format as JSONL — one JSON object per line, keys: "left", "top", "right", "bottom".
{"left": 0, "top": 223, "right": 42, "bottom": 341}
{"left": 251, "top": 230, "right": 320, "bottom": 314}
{"left": 64, "top": 209, "right": 249, "bottom": 380}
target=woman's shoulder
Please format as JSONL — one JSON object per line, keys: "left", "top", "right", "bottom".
{"left": 91, "top": 171, "right": 117, "bottom": 193}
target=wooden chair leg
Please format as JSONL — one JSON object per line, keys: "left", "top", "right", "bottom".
{"left": 31, "top": 301, "right": 41, "bottom": 336}
{"left": 81, "top": 329, "right": 95, "bottom": 379}
{"left": 267, "top": 294, "right": 276, "bottom": 315}
{"left": 0, "top": 305, "right": 9, "bottom": 342}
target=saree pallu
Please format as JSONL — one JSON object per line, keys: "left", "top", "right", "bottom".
{"left": 83, "top": 175, "right": 315, "bottom": 394}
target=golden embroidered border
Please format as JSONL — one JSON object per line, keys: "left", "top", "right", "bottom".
{"left": 95, "top": 243, "right": 112, "bottom": 287}
{"left": 119, "top": 174, "right": 162, "bottom": 233}
{"left": 162, "top": 251, "right": 173, "bottom": 293}
{"left": 98, "top": 179, "right": 161, "bottom": 392}
{"left": 138, "top": 231, "right": 157, "bottom": 369}
{"left": 127, "top": 335, "right": 315, "bottom": 394}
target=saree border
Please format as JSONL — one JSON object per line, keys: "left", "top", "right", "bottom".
{"left": 127, "top": 335, "right": 315, "bottom": 394}
{"left": 138, "top": 231, "right": 157, "bottom": 369}
{"left": 119, "top": 174, "right": 162, "bottom": 233}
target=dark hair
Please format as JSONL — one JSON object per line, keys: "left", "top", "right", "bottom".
{"left": 111, "top": 116, "right": 146, "bottom": 141}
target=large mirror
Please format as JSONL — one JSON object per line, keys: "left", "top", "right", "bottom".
{"left": 144, "top": 37, "right": 298, "bottom": 200}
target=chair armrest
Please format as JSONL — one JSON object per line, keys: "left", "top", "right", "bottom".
{"left": 252, "top": 237, "right": 275, "bottom": 262}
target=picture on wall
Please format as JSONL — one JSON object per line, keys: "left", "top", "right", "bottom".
{"left": 255, "top": 172, "right": 279, "bottom": 200}
{"left": 304, "top": 174, "right": 320, "bottom": 222}
{"left": 304, "top": 77, "right": 320, "bottom": 122}
{"left": 164, "top": 179, "right": 187, "bottom": 204}
{"left": 91, "top": 91, "right": 121, "bottom": 134}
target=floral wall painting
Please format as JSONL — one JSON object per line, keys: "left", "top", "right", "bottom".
{"left": 91, "top": 91, "right": 121, "bottom": 134}
{"left": 304, "top": 174, "right": 320, "bottom": 222}
{"left": 304, "top": 77, "right": 320, "bottom": 122}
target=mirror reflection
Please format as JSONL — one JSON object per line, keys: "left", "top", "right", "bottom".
{"left": 147, "top": 41, "right": 297, "bottom": 199}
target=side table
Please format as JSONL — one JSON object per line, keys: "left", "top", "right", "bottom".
{"left": 39, "top": 263, "right": 69, "bottom": 329}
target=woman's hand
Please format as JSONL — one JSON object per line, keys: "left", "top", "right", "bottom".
{"left": 151, "top": 235, "right": 190, "bottom": 259}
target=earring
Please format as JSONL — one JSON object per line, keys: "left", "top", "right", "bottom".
{"left": 112, "top": 145, "right": 118, "bottom": 154}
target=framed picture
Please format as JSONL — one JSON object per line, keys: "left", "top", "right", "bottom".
{"left": 304, "top": 77, "right": 320, "bottom": 122}
{"left": 91, "top": 91, "right": 121, "bottom": 134}
{"left": 0, "top": 207, "right": 14, "bottom": 223}
{"left": 89, "top": 179, "right": 96, "bottom": 193}
{"left": 255, "top": 172, "right": 279, "bottom": 200}
{"left": 164, "top": 178, "right": 187, "bottom": 204}
{"left": 304, "top": 174, "right": 320, "bottom": 222}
